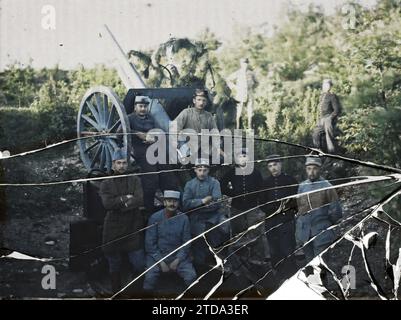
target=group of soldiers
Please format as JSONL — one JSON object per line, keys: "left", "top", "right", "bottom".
{"left": 98, "top": 87, "right": 343, "bottom": 295}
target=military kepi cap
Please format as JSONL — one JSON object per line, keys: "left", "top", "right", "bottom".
{"left": 164, "top": 190, "right": 181, "bottom": 200}
{"left": 193, "top": 88, "right": 208, "bottom": 98}
{"left": 323, "top": 79, "right": 333, "bottom": 85}
{"left": 305, "top": 157, "right": 322, "bottom": 167}
{"left": 134, "top": 95, "right": 151, "bottom": 105}
{"left": 235, "top": 147, "right": 249, "bottom": 156}
{"left": 266, "top": 154, "right": 281, "bottom": 164}
{"left": 195, "top": 158, "right": 210, "bottom": 167}
{"left": 112, "top": 149, "right": 126, "bottom": 161}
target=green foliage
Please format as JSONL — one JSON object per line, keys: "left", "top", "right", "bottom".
{"left": 0, "top": 64, "right": 124, "bottom": 151}
{"left": 0, "top": 0, "right": 400, "bottom": 169}
{"left": 217, "top": 0, "right": 401, "bottom": 167}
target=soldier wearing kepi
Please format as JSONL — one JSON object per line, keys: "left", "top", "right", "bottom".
{"left": 312, "top": 79, "right": 342, "bottom": 153}
{"left": 143, "top": 190, "right": 196, "bottom": 292}
{"left": 182, "top": 158, "right": 229, "bottom": 266}
{"left": 174, "top": 88, "right": 221, "bottom": 160}
{"left": 127, "top": 95, "right": 159, "bottom": 218}
{"left": 221, "top": 148, "right": 267, "bottom": 264}
{"left": 296, "top": 157, "right": 343, "bottom": 262}
{"left": 261, "top": 155, "right": 298, "bottom": 277}
{"left": 99, "top": 149, "right": 146, "bottom": 294}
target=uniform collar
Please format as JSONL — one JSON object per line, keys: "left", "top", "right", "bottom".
{"left": 164, "top": 209, "right": 177, "bottom": 219}
{"left": 196, "top": 175, "right": 210, "bottom": 183}
{"left": 134, "top": 113, "right": 149, "bottom": 120}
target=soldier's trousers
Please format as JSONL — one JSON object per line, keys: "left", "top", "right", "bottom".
{"left": 189, "top": 211, "right": 230, "bottom": 265}
{"left": 143, "top": 258, "right": 196, "bottom": 290}
{"left": 230, "top": 207, "right": 267, "bottom": 261}
{"left": 105, "top": 249, "right": 145, "bottom": 274}
{"left": 266, "top": 217, "right": 298, "bottom": 280}
{"left": 134, "top": 150, "right": 159, "bottom": 217}
{"left": 312, "top": 116, "right": 336, "bottom": 153}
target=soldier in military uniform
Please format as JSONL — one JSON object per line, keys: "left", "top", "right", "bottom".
{"left": 221, "top": 148, "right": 267, "bottom": 265}
{"left": 261, "top": 154, "right": 298, "bottom": 278}
{"left": 296, "top": 157, "right": 343, "bottom": 262}
{"left": 143, "top": 190, "right": 196, "bottom": 292}
{"left": 174, "top": 89, "right": 222, "bottom": 161}
{"left": 126, "top": 95, "right": 160, "bottom": 218}
{"left": 99, "top": 149, "right": 146, "bottom": 294}
{"left": 312, "top": 79, "right": 342, "bottom": 153}
{"left": 182, "top": 158, "right": 229, "bottom": 266}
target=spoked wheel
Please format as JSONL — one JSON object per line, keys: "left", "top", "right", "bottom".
{"left": 77, "top": 86, "right": 131, "bottom": 173}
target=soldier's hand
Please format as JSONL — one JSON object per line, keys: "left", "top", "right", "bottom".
{"left": 202, "top": 196, "right": 213, "bottom": 205}
{"left": 145, "top": 133, "right": 156, "bottom": 144}
{"left": 126, "top": 196, "right": 138, "bottom": 208}
{"left": 136, "top": 132, "right": 147, "bottom": 141}
{"left": 160, "top": 261, "right": 170, "bottom": 273}
{"left": 121, "top": 195, "right": 134, "bottom": 208}
{"left": 169, "top": 258, "right": 180, "bottom": 271}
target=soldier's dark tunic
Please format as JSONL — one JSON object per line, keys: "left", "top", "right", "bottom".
{"left": 261, "top": 173, "right": 298, "bottom": 273}
{"left": 128, "top": 113, "right": 159, "bottom": 216}
{"left": 312, "top": 92, "right": 342, "bottom": 152}
{"left": 99, "top": 175, "right": 145, "bottom": 255}
{"left": 221, "top": 167, "right": 267, "bottom": 261}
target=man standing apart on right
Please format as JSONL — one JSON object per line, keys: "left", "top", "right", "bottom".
{"left": 312, "top": 79, "right": 342, "bottom": 153}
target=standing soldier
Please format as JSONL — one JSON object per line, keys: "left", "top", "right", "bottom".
{"left": 99, "top": 149, "right": 146, "bottom": 294}
{"left": 221, "top": 148, "right": 266, "bottom": 265}
{"left": 296, "top": 157, "right": 343, "bottom": 262}
{"left": 143, "top": 190, "right": 196, "bottom": 292}
{"left": 227, "top": 58, "right": 257, "bottom": 129}
{"left": 312, "top": 79, "right": 342, "bottom": 153}
{"left": 261, "top": 155, "right": 298, "bottom": 277}
{"left": 182, "top": 158, "right": 229, "bottom": 266}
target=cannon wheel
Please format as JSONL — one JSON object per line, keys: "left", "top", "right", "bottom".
{"left": 77, "top": 86, "right": 131, "bottom": 173}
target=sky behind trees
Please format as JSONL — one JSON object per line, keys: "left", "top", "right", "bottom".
{"left": 0, "top": 0, "right": 376, "bottom": 70}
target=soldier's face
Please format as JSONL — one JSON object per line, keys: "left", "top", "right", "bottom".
{"left": 306, "top": 165, "right": 321, "bottom": 181}
{"left": 164, "top": 198, "right": 179, "bottom": 212}
{"left": 322, "top": 82, "right": 332, "bottom": 92}
{"left": 112, "top": 159, "right": 128, "bottom": 174}
{"left": 236, "top": 154, "right": 248, "bottom": 167}
{"left": 195, "top": 166, "right": 209, "bottom": 180}
{"left": 267, "top": 161, "right": 282, "bottom": 177}
{"left": 134, "top": 103, "right": 149, "bottom": 116}
{"left": 193, "top": 96, "right": 207, "bottom": 110}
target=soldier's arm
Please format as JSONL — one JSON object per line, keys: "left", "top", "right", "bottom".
{"left": 220, "top": 173, "right": 233, "bottom": 196}
{"left": 296, "top": 185, "right": 309, "bottom": 215}
{"left": 330, "top": 94, "right": 341, "bottom": 119}
{"left": 127, "top": 177, "right": 144, "bottom": 209}
{"left": 327, "top": 187, "right": 343, "bottom": 223}
{"left": 182, "top": 182, "right": 203, "bottom": 211}
{"left": 99, "top": 180, "right": 127, "bottom": 211}
{"left": 207, "top": 179, "right": 222, "bottom": 211}
{"left": 174, "top": 109, "right": 188, "bottom": 133}
{"left": 145, "top": 215, "right": 163, "bottom": 262}
{"left": 176, "top": 216, "right": 191, "bottom": 261}
{"left": 288, "top": 176, "right": 299, "bottom": 211}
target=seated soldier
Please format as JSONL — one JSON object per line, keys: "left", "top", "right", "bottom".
{"left": 296, "top": 157, "right": 343, "bottom": 262}
{"left": 174, "top": 88, "right": 223, "bottom": 161}
{"left": 182, "top": 158, "right": 229, "bottom": 266}
{"left": 143, "top": 190, "right": 196, "bottom": 292}
{"left": 99, "top": 149, "right": 146, "bottom": 294}
{"left": 127, "top": 95, "right": 159, "bottom": 218}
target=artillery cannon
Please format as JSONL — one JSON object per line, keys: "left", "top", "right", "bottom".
{"left": 77, "top": 25, "right": 222, "bottom": 173}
